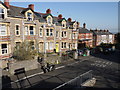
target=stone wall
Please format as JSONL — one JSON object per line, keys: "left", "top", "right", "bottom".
{"left": 8, "top": 59, "right": 38, "bottom": 75}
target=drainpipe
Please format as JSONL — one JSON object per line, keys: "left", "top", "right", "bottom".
{"left": 59, "top": 26, "right": 62, "bottom": 57}
{"left": 54, "top": 23, "right": 56, "bottom": 52}
{"left": 22, "top": 19, "right": 24, "bottom": 41}
{"left": 43, "top": 24, "right": 47, "bottom": 62}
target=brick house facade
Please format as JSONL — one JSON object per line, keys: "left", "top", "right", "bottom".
{"left": 90, "top": 29, "right": 115, "bottom": 47}
{"left": 78, "top": 23, "right": 93, "bottom": 49}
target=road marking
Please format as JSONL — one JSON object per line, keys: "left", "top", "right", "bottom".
{"left": 55, "top": 66, "right": 65, "bottom": 69}
{"left": 7, "top": 60, "right": 85, "bottom": 85}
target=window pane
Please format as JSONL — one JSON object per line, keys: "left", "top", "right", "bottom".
{"left": 40, "top": 28, "right": 42, "bottom": 36}
{"left": 0, "top": 24, "right": 6, "bottom": 36}
{"left": 50, "top": 29, "right": 53, "bottom": 36}
{"left": 30, "top": 30, "right": 34, "bottom": 35}
{"left": 1, "top": 44, "right": 7, "bottom": 49}
{"left": 30, "top": 26, "right": 33, "bottom": 30}
{"left": 16, "top": 25, "right": 19, "bottom": 30}
{"left": 30, "top": 26, "right": 34, "bottom": 35}
{"left": 46, "top": 29, "right": 49, "bottom": 36}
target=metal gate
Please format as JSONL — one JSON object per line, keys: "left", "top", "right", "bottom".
{"left": 53, "top": 70, "right": 93, "bottom": 90}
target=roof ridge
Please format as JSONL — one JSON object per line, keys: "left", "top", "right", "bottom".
{"left": 10, "top": 5, "right": 27, "bottom": 9}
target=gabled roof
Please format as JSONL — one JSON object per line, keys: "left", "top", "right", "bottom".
{"left": 43, "top": 14, "right": 53, "bottom": 18}
{"left": 58, "top": 18, "right": 67, "bottom": 22}
{"left": 79, "top": 27, "right": 92, "bottom": 33}
{"left": 0, "top": 1, "right": 8, "bottom": 9}
{"left": 21, "top": 8, "right": 34, "bottom": 14}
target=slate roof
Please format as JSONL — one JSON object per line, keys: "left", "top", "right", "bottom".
{"left": 7, "top": 5, "right": 26, "bottom": 18}
{"left": 0, "top": 2, "right": 78, "bottom": 26}
{"left": 79, "top": 27, "right": 92, "bottom": 33}
{"left": 90, "top": 30, "right": 113, "bottom": 35}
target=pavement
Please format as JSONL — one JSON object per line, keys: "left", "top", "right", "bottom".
{"left": 2, "top": 56, "right": 91, "bottom": 89}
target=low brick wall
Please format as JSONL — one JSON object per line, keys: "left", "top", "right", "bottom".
{"left": 8, "top": 59, "right": 38, "bottom": 75}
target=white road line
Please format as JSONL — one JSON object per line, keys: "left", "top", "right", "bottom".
{"left": 55, "top": 66, "right": 65, "bottom": 69}
{"left": 8, "top": 59, "right": 85, "bottom": 85}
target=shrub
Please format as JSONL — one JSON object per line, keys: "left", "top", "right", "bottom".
{"left": 13, "top": 41, "right": 37, "bottom": 60}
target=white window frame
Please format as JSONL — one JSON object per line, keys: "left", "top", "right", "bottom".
{"left": 47, "top": 17, "right": 52, "bottom": 25}
{"left": 1, "top": 44, "right": 8, "bottom": 55}
{"left": 0, "top": 8, "right": 5, "bottom": 19}
{"left": 27, "top": 12, "right": 33, "bottom": 21}
{"left": 46, "top": 29, "right": 49, "bottom": 36}
{"left": 0, "top": 24, "right": 7, "bottom": 36}
{"left": 29, "top": 26, "right": 34, "bottom": 35}
{"left": 15, "top": 25, "right": 20, "bottom": 36}
{"left": 50, "top": 29, "right": 53, "bottom": 36}
{"left": 39, "top": 28, "right": 43, "bottom": 37}
{"left": 61, "top": 31, "right": 67, "bottom": 38}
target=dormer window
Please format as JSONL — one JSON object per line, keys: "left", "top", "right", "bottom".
{"left": 0, "top": 8, "right": 5, "bottom": 19}
{"left": 47, "top": 17, "right": 52, "bottom": 24}
{"left": 27, "top": 12, "right": 32, "bottom": 21}
{"left": 62, "top": 24, "right": 65, "bottom": 27}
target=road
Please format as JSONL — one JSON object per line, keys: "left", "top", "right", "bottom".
{"left": 2, "top": 51, "right": 120, "bottom": 89}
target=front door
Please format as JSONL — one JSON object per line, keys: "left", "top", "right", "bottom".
{"left": 39, "top": 42, "right": 44, "bottom": 52}
{"left": 56, "top": 43, "right": 59, "bottom": 52}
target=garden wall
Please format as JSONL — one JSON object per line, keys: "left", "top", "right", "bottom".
{"left": 8, "top": 59, "right": 38, "bottom": 75}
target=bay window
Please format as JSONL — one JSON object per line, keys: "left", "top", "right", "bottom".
{"left": 27, "top": 12, "right": 32, "bottom": 21}
{"left": 30, "top": 26, "right": 34, "bottom": 35}
{"left": 15, "top": 25, "right": 20, "bottom": 35}
{"left": 1, "top": 44, "right": 8, "bottom": 54}
{"left": 0, "top": 24, "right": 7, "bottom": 36}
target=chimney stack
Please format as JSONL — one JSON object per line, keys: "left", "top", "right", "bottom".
{"left": 68, "top": 18, "right": 72, "bottom": 22}
{"left": 28, "top": 4, "right": 34, "bottom": 11}
{"left": 4, "top": 0, "right": 9, "bottom": 8}
{"left": 46, "top": 9, "right": 51, "bottom": 14}
{"left": 58, "top": 14, "right": 62, "bottom": 19}
{"left": 83, "top": 23, "right": 86, "bottom": 28}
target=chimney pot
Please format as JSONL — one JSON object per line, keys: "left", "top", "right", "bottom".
{"left": 4, "top": 0, "right": 9, "bottom": 8}
{"left": 46, "top": 9, "right": 51, "bottom": 14}
{"left": 83, "top": 23, "right": 86, "bottom": 28}
{"left": 28, "top": 4, "right": 34, "bottom": 11}
{"left": 58, "top": 14, "right": 62, "bottom": 19}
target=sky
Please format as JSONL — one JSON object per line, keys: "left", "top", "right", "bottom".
{"left": 1, "top": 0, "right": 119, "bottom": 33}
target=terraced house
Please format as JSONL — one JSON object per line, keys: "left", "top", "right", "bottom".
{"left": 0, "top": 0, "right": 79, "bottom": 60}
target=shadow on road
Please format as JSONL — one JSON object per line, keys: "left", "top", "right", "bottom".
{"left": 91, "top": 50, "right": 120, "bottom": 64}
